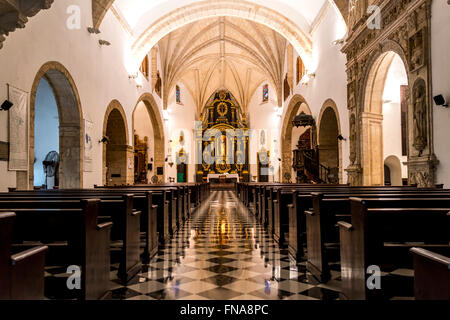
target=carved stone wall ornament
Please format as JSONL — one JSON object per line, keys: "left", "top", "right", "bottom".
{"left": 412, "top": 78, "right": 427, "bottom": 154}
{"left": 342, "top": 0, "right": 437, "bottom": 187}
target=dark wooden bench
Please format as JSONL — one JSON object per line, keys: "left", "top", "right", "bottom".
{"left": 0, "top": 199, "right": 112, "bottom": 300}
{"left": 305, "top": 192, "right": 450, "bottom": 282}
{"left": 338, "top": 198, "right": 450, "bottom": 300}
{"left": 0, "top": 212, "right": 48, "bottom": 300}
{"left": 0, "top": 194, "right": 142, "bottom": 283}
{"left": 410, "top": 247, "right": 450, "bottom": 300}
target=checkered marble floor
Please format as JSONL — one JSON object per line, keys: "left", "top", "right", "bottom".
{"left": 107, "top": 191, "right": 343, "bottom": 300}
{"left": 41, "top": 190, "right": 415, "bottom": 300}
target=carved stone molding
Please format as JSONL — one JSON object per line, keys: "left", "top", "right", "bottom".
{"left": 0, "top": 0, "right": 53, "bottom": 49}
{"left": 342, "top": 0, "right": 437, "bottom": 187}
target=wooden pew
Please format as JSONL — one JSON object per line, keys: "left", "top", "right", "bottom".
{"left": 8, "top": 188, "right": 168, "bottom": 248}
{"left": 287, "top": 188, "right": 450, "bottom": 263}
{"left": 0, "top": 200, "right": 112, "bottom": 300}
{"left": 305, "top": 191, "right": 450, "bottom": 282}
{"left": 0, "top": 212, "right": 48, "bottom": 300}
{"left": 338, "top": 198, "right": 450, "bottom": 300}
{"left": 410, "top": 247, "right": 450, "bottom": 300}
{"left": 0, "top": 194, "right": 142, "bottom": 283}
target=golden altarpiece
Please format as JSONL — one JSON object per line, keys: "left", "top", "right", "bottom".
{"left": 195, "top": 90, "right": 250, "bottom": 182}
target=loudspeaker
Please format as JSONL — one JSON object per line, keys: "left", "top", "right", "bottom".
{"left": 0, "top": 100, "right": 13, "bottom": 111}
{"left": 433, "top": 94, "right": 448, "bottom": 107}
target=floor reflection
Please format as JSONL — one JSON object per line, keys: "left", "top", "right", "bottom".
{"left": 108, "top": 191, "right": 342, "bottom": 300}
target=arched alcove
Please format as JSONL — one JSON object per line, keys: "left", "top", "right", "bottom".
{"left": 133, "top": 93, "right": 165, "bottom": 183}
{"left": 102, "top": 100, "right": 132, "bottom": 186}
{"left": 384, "top": 155, "right": 403, "bottom": 186}
{"left": 362, "top": 51, "right": 408, "bottom": 186}
{"left": 281, "top": 94, "right": 311, "bottom": 182}
{"left": 29, "top": 62, "right": 83, "bottom": 189}
{"left": 318, "top": 100, "right": 342, "bottom": 183}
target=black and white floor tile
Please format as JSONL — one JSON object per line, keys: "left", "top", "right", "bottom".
{"left": 107, "top": 191, "right": 343, "bottom": 300}
{"left": 44, "top": 190, "right": 415, "bottom": 300}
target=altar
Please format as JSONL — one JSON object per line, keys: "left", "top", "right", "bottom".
{"left": 207, "top": 173, "right": 239, "bottom": 183}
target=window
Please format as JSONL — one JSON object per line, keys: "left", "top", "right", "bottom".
{"left": 140, "top": 55, "right": 149, "bottom": 79}
{"left": 296, "top": 56, "right": 305, "bottom": 84}
{"left": 262, "top": 84, "right": 269, "bottom": 102}
{"left": 176, "top": 85, "right": 181, "bottom": 104}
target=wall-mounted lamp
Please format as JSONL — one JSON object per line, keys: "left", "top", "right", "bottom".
{"left": 99, "top": 136, "right": 110, "bottom": 144}
{"left": 308, "top": 72, "right": 316, "bottom": 79}
{"left": 0, "top": 100, "right": 13, "bottom": 111}
{"left": 87, "top": 27, "right": 101, "bottom": 34}
{"left": 99, "top": 40, "right": 111, "bottom": 46}
{"left": 434, "top": 94, "right": 448, "bottom": 108}
{"left": 136, "top": 84, "right": 143, "bottom": 89}
{"left": 337, "top": 134, "right": 346, "bottom": 141}
{"left": 332, "top": 38, "right": 345, "bottom": 46}
{"left": 128, "top": 73, "right": 138, "bottom": 80}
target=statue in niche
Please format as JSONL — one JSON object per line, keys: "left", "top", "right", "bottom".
{"left": 155, "top": 71, "right": 162, "bottom": 98}
{"left": 348, "top": 0, "right": 358, "bottom": 28}
{"left": 413, "top": 80, "right": 427, "bottom": 155}
{"left": 348, "top": 0, "right": 365, "bottom": 29}
{"left": 409, "top": 30, "right": 424, "bottom": 71}
{"left": 349, "top": 114, "right": 357, "bottom": 165}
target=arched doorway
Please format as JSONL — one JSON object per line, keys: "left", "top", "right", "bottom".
{"left": 132, "top": 93, "right": 165, "bottom": 183}
{"left": 29, "top": 62, "right": 83, "bottom": 189}
{"left": 281, "top": 94, "right": 311, "bottom": 182}
{"left": 362, "top": 51, "right": 408, "bottom": 186}
{"left": 318, "top": 100, "right": 342, "bottom": 183}
{"left": 103, "top": 101, "right": 131, "bottom": 186}
{"left": 384, "top": 155, "right": 403, "bottom": 186}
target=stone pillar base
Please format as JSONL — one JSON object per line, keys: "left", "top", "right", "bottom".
{"left": 345, "top": 165, "right": 362, "bottom": 186}
{"left": 404, "top": 154, "right": 439, "bottom": 188}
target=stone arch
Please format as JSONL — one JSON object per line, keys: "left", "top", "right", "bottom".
{"left": 102, "top": 100, "right": 132, "bottom": 186}
{"left": 384, "top": 155, "right": 402, "bottom": 186}
{"left": 133, "top": 93, "right": 165, "bottom": 182}
{"left": 317, "top": 99, "right": 343, "bottom": 183}
{"left": 29, "top": 61, "right": 83, "bottom": 189}
{"left": 129, "top": 0, "right": 313, "bottom": 72}
{"left": 360, "top": 42, "right": 410, "bottom": 186}
{"left": 281, "top": 94, "right": 311, "bottom": 182}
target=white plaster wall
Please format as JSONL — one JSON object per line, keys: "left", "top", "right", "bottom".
{"left": 279, "top": 6, "right": 349, "bottom": 183}
{"left": 3, "top": 2, "right": 448, "bottom": 189}
{"left": 0, "top": 0, "right": 163, "bottom": 191}
{"left": 165, "top": 82, "right": 197, "bottom": 183}
{"left": 431, "top": 0, "right": 450, "bottom": 187}
{"left": 248, "top": 83, "right": 281, "bottom": 182}
{"left": 382, "top": 54, "right": 408, "bottom": 179}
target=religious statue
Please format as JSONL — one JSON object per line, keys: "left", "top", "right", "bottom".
{"left": 348, "top": 0, "right": 365, "bottom": 29}
{"left": 413, "top": 81, "right": 427, "bottom": 155}
{"left": 349, "top": 114, "right": 357, "bottom": 165}
{"left": 410, "top": 31, "right": 423, "bottom": 71}
{"left": 155, "top": 71, "right": 162, "bottom": 98}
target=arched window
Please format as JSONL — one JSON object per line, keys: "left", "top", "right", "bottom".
{"left": 262, "top": 84, "right": 269, "bottom": 102}
{"left": 296, "top": 56, "right": 305, "bottom": 84}
{"left": 176, "top": 85, "right": 181, "bottom": 104}
{"left": 140, "top": 55, "right": 149, "bottom": 79}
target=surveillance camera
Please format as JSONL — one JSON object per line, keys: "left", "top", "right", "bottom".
{"left": 337, "top": 134, "right": 346, "bottom": 141}
{"left": 433, "top": 94, "right": 448, "bottom": 107}
{"left": 0, "top": 100, "right": 13, "bottom": 111}
{"left": 99, "top": 136, "right": 110, "bottom": 144}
